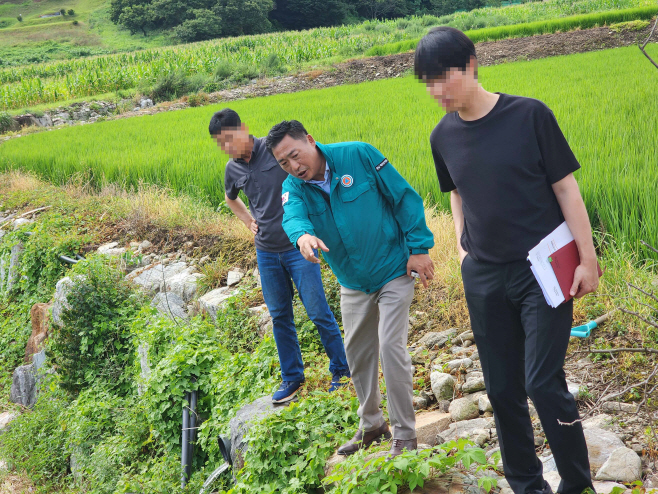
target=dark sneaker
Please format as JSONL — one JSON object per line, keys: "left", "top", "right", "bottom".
{"left": 388, "top": 437, "right": 417, "bottom": 459}
{"left": 328, "top": 373, "right": 351, "bottom": 392}
{"left": 337, "top": 422, "right": 392, "bottom": 456}
{"left": 272, "top": 380, "right": 303, "bottom": 404}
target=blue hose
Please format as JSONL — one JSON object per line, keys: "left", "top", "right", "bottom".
{"left": 570, "top": 310, "right": 615, "bottom": 338}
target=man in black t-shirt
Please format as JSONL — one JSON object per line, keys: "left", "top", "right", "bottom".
{"left": 415, "top": 28, "right": 600, "bottom": 494}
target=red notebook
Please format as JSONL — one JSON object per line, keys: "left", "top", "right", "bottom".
{"left": 549, "top": 241, "right": 603, "bottom": 303}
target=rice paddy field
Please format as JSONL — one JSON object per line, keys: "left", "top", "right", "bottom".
{"left": 1, "top": 44, "right": 657, "bottom": 253}
{"left": 0, "top": 0, "right": 655, "bottom": 110}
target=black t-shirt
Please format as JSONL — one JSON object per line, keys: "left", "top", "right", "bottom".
{"left": 431, "top": 93, "right": 580, "bottom": 263}
{"left": 224, "top": 137, "right": 294, "bottom": 253}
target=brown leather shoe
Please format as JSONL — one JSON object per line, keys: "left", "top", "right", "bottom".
{"left": 388, "top": 437, "right": 417, "bottom": 458}
{"left": 337, "top": 422, "right": 392, "bottom": 456}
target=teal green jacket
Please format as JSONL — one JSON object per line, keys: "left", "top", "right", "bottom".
{"left": 281, "top": 141, "right": 434, "bottom": 293}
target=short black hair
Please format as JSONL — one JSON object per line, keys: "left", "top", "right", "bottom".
{"left": 265, "top": 120, "right": 308, "bottom": 151}
{"left": 209, "top": 108, "right": 241, "bottom": 136}
{"left": 414, "top": 27, "right": 477, "bottom": 81}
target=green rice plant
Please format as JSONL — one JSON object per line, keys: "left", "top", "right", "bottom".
{"left": 366, "top": 6, "right": 658, "bottom": 56}
{"left": 0, "top": 45, "right": 656, "bottom": 253}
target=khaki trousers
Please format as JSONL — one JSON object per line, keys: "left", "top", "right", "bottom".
{"left": 340, "top": 275, "right": 416, "bottom": 440}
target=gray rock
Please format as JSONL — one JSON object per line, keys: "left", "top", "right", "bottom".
{"left": 137, "top": 342, "right": 151, "bottom": 396}
{"left": 97, "top": 241, "right": 127, "bottom": 256}
{"left": 164, "top": 267, "right": 203, "bottom": 302}
{"left": 601, "top": 401, "right": 637, "bottom": 413}
{"left": 582, "top": 414, "right": 615, "bottom": 431}
{"left": 544, "top": 471, "right": 562, "bottom": 492}
{"left": 226, "top": 269, "right": 245, "bottom": 287}
{"left": 462, "top": 376, "right": 486, "bottom": 394}
{"left": 595, "top": 447, "right": 642, "bottom": 482}
{"left": 417, "top": 328, "right": 457, "bottom": 349}
{"left": 199, "top": 287, "right": 239, "bottom": 321}
{"left": 592, "top": 481, "right": 630, "bottom": 494}
{"left": 413, "top": 395, "right": 429, "bottom": 410}
{"left": 152, "top": 291, "right": 188, "bottom": 320}
{"left": 541, "top": 454, "right": 557, "bottom": 473}
{"left": 12, "top": 218, "right": 33, "bottom": 229}
{"left": 456, "top": 330, "right": 474, "bottom": 344}
{"left": 439, "top": 417, "right": 496, "bottom": 443}
{"left": 229, "top": 396, "right": 282, "bottom": 470}
{"left": 140, "top": 98, "right": 154, "bottom": 109}
{"left": 567, "top": 381, "right": 582, "bottom": 400}
{"left": 478, "top": 394, "right": 493, "bottom": 413}
{"left": 430, "top": 372, "right": 455, "bottom": 401}
{"left": 139, "top": 240, "right": 152, "bottom": 251}
{"left": 584, "top": 427, "right": 625, "bottom": 473}
{"left": 448, "top": 397, "right": 479, "bottom": 422}
{"left": 0, "top": 411, "right": 18, "bottom": 431}
{"left": 0, "top": 241, "right": 23, "bottom": 294}
{"left": 128, "top": 261, "right": 188, "bottom": 293}
{"left": 10, "top": 350, "right": 47, "bottom": 408}
{"left": 443, "top": 357, "right": 473, "bottom": 372}
{"left": 52, "top": 276, "right": 84, "bottom": 327}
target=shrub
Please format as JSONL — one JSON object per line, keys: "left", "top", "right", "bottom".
{"left": 60, "top": 8, "right": 66, "bottom": 15}
{"left": 17, "top": 14, "right": 22, "bottom": 22}
{"left": 260, "top": 53, "right": 286, "bottom": 76}
{"left": 149, "top": 71, "right": 190, "bottom": 103}
{"left": 68, "top": 9, "right": 75, "bottom": 15}
{"left": 214, "top": 60, "right": 234, "bottom": 81}
{"left": 72, "top": 19, "right": 78, "bottom": 25}
{"left": 231, "top": 62, "right": 259, "bottom": 84}
{"left": 49, "top": 257, "right": 145, "bottom": 394}
{"left": 396, "top": 18, "right": 411, "bottom": 30}
{"left": 0, "top": 110, "right": 13, "bottom": 133}
{"left": 185, "top": 73, "right": 211, "bottom": 94}
{"left": 0, "top": 386, "right": 70, "bottom": 487}
{"left": 187, "top": 92, "right": 209, "bottom": 107}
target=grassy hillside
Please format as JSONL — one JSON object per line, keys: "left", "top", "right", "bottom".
{"left": 1, "top": 44, "right": 657, "bottom": 254}
{"left": 0, "top": 0, "right": 170, "bottom": 66}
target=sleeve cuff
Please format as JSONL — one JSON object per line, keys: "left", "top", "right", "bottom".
{"left": 410, "top": 248, "right": 429, "bottom": 255}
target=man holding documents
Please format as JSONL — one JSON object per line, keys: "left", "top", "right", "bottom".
{"left": 415, "top": 27, "right": 599, "bottom": 494}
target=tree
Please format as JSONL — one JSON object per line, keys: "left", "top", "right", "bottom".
{"left": 60, "top": 8, "right": 66, "bottom": 15}
{"left": 68, "top": 9, "right": 75, "bottom": 15}
{"left": 216, "top": 0, "right": 273, "bottom": 36}
{"left": 17, "top": 14, "right": 22, "bottom": 22}
{"left": 118, "top": 4, "right": 156, "bottom": 36}
{"left": 173, "top": 8, "right": 224, "bottom": 42}
{"left": 269, "top": 0, "right": 349, "bottom": 29}
{"left": 356, "top": 0, "right": 407, "bottom": 19}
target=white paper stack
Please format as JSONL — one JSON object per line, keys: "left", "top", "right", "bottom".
{"left": 527, "top": 221, "right": 575, "bottom": 308}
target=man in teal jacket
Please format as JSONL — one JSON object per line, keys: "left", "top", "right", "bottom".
{"left": 266, "top": 120, "right": 435, "bottom": 458}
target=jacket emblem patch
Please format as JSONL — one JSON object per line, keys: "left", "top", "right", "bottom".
{"left": 282, "top": 191, "right": 289, "bottom": 205}
{"left": 341, "top": 175, "right": 354, "bottom": 187}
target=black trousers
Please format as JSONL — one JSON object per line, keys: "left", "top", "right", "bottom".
{"left": 461, "top": 255, "right": 593, "bottom": 494}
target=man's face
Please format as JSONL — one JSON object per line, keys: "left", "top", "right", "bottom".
{"left": 425, "top": 59, "right": 478, "bottom": 113}
{"left": 213, "top": 124, "right": 251, "bottom": 160}
{"left": 271, "top": 134, "right": 324, "bottom": 181}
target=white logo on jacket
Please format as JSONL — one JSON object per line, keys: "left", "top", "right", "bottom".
{"left": 281, "top": 192, "right": 289, "bottom": 205}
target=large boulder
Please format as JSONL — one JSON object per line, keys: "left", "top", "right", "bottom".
{"left": 583, "top": 427, "right": 625, "bottom": 473}
{"left": 52, "top": 276, "right": 84, "bottom": 327}
{"left": 199, "top": 287, "right": 240, "bottom": 321}
{"left": 430, "top": 372, "right": 455, "bottom": 401}
{"left": 127, "top": 261, "right": 188, "bottom": 293}
{"left": 582, "top": 414, "right": 615, "bottom": 431}
{"left": 595, "top": 447, "right": 642, "bottom": 482}
{"left": 10, "top": 350, "right": 47, "bottom": 408}
{"left": 24, "top": 302, "right": 52, "bottom": 363}
{"left": 229, "top": 396, "right": 282, "bottom": 470}
{"left": 151, "top": 292, "right": 188, "bottom": 320}
{"left": 164, "top": 267, "right": 203, "bottom": 302}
